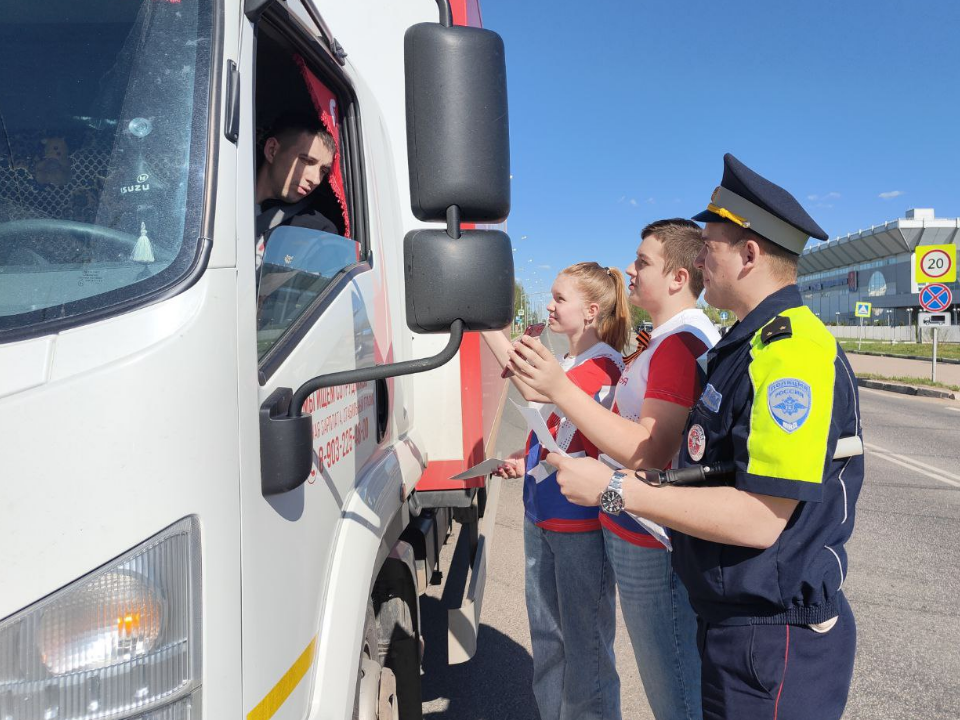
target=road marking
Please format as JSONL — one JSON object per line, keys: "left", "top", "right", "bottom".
{"left": 864, "top": 441, "right": 960, "bottom": 481}
{"left": 859, "top": 387, "right": 900, "bottom": 398}
{"left": 863, "top": 441, "right": 960, "bottom": 488}
{"left": 860, "top": 387, "right": 960, "bottom": 410}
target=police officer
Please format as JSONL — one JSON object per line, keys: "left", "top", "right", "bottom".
{"left": 547, "top": 153, "right": 863, "bottom": 720}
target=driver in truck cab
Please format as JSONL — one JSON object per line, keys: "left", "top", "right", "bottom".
{"left": 254, "top": 111, "right": 338, "bottom": 269}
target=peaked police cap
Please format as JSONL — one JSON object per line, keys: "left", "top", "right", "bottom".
{"left": 693, "top": 153, "right": 829, "bottom": 254}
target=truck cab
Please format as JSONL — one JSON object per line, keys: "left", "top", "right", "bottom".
{"left": 0, "top": 1, "right": 513, "bottom": 718}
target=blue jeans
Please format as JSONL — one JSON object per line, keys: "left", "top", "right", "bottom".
{"left": 603, "top": 528, "right": 702, "bottom": 720}
{"left": 524, "top": 519, "right": 621, "bottom": 720}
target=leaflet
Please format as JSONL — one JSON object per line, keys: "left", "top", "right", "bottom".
{"left": 449, "top": 458, "right": 510, "bottom": 480}
{"left": 511, "top": 399, "right": 567, "bottom": 457}
{"left": 498, "top": 399, "right": 566, "bottom": 482}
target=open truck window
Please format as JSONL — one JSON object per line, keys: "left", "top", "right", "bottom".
{"left": 253, "top": 25, "right": 364, "bottom": 362}
{"left": 0, "top": 0, "right": 213, "bottom": 340}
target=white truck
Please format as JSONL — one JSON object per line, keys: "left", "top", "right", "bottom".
{"left": 0, "top": 0, "right": 514, "bottom": 718}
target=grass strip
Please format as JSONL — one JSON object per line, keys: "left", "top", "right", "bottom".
{"left": 839, "top": 339, "right": 960, "bottom": 361}
{"left": 857, "top": 372, "right": 960, "bottom": 393}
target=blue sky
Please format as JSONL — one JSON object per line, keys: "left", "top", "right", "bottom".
{"left": 481, "top": 0, "right": 960, "bottom": 300}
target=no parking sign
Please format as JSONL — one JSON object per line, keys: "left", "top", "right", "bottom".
{"left": 919, "top": 283, "right": 952, "bottom": 313}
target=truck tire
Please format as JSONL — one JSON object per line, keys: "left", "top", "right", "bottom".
{"left": 377, "top": 596, "right": 422, "bottom": 720}
{"left": 354, "top": 603, "right": 399, "bottom": 720}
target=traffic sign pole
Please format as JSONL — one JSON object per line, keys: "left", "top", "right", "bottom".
{"left": 932, "top": 327, "right": 938, "bottom": 383}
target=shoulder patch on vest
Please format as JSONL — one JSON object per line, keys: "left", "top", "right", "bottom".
{"left": 761, "top": 315, "right": 793, "bottom": 344}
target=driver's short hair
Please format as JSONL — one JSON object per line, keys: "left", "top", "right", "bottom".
{"left": 263, "top": 111, "right": 335, "bottom": 155}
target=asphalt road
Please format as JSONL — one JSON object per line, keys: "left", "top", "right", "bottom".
{"left": 422, "top": 330, "right": 960, "bottom": 719}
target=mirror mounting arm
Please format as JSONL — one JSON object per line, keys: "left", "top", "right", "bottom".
{"left": 260, "top": 320, "right": 465, "bottom": 496}
{"left": 435, "top": 0, "right": 453, "bottom": 27}
{"left": 290, "top": 319, "right": 465, "bottom": 417}
{"left": 446, "top": 204, "right": 461, "bottom": 239}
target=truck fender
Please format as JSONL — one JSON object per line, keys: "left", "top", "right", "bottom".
{"left": 305, "top": 436, "right": 423, "bottom": 719}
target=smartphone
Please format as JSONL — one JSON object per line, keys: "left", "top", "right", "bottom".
{"left": 501, "top": 323, "right": 546, "bottom": 378}
{"left": 523, "top": 322, "right": 546, "bottom": 339}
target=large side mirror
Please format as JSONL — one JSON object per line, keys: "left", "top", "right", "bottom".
{"left": 405, "top": 229, "right": 514, "bottom": 333}
{"left": 405, "top": 23, "right": 510, "bottom": 222}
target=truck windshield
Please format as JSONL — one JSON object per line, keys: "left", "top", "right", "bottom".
{"left": 0, "top": 0, "right": 213, "bottom": 338}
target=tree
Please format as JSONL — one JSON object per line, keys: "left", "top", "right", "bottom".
{"left": 514, "top": 280, "right": 525, "bottom": 319}
{"left": 629, "top": 305, "right": 651, "bottom": 330}
{"left": 513, "top": 281, "right": 543, "bottom": 328}
{"left": 697, "top": 301, "right": 725, "bottom": 325}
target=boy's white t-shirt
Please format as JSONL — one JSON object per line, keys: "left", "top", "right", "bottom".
{"left": 601, "top": 308, "right": 721, "bottom": 549}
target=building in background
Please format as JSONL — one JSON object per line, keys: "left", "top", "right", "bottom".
{"left": 799, "top": 208, "right": 960, "bottom": 326}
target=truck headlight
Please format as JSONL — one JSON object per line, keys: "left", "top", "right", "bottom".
{"left": 0, "top": 517, "right": 201, "bottom": 719}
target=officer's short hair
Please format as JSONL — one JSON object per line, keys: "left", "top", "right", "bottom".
{"left": 264, "top": 111, "right": 336, "bottom": 156}
{"left": 722, "top": 225, "right": 799, "bottom": 283}
{"left": 641, "top": 218, "right": 705, "bottom": 297}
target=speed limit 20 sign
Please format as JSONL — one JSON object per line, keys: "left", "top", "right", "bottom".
{"left": 916, "top": 244, "right": 956, "bottom": 283}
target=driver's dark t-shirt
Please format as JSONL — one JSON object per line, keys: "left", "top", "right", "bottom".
{"left": 260, "top": 199, "right": 337, "bottom": 236}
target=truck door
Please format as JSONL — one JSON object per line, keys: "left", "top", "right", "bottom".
{"left": 235, "top": 11, "right": 382, "bottom": 718}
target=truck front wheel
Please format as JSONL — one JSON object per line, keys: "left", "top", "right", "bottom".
{"left": 354, "top": 603, "right": 399, "bottom": 720}
{"left": 376, "top": 595, "right": 422, "bottom": 720}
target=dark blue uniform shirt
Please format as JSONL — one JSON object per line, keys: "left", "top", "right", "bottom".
{"left": 673, "top": 285, "right": 864, "bottom": 625}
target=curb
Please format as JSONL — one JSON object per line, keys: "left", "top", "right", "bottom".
{"left": 857, "top": 377, "right": 957, "bottom": 400}
{"left": 844, "top": 349, "right": 960, "bottom": 365}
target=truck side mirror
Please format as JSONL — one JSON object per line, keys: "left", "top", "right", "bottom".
{"left": 405, "top": 23, "right": 510, "bottom": 222}
{"left": 405, "top": 229, "right": 514, "bottom": 333}
{"left": 403, "top": 20, "right": 514, "bottom": 333}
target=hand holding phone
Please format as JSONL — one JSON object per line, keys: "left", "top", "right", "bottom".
{"left": 502, "top": 323, "right": 546, "bottom": 378}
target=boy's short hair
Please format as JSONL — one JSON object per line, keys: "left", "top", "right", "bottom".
{"left": 263, "top": 111, "right": 335, "bottom": 155}
{"left": 641, "top": 218, "right": 705, "bottom": 297}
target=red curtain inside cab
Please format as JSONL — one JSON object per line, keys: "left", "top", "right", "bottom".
{"left": 294, "top": 54, "right": 351, "bottom": 239}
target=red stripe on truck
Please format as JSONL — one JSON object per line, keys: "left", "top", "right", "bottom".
{"left": 416, "top": 332, "right": 488, "bottom": 492}
{"left": 451, "top": 0, "right": 483, "bottom": 27}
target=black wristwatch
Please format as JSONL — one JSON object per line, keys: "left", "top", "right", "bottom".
{"left": 600, "top": 471, "right": 627, "bottom": 515}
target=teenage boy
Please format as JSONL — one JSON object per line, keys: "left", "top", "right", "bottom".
{"left": 508, "top": 220, "right": 719, "bottom": 720}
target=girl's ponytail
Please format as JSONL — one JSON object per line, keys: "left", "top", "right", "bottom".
{"left": 597, "top": 267, "right": 630, "bottom": 352}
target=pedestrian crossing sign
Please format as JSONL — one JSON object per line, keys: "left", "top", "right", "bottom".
{"left": 854, "top": 302, "right": 872, "bottom": 318}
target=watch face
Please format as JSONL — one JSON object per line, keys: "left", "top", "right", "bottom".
{"left": 601, "top": 490, "right": 624, "bottom": 515}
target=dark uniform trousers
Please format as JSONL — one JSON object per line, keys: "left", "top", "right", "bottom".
{"left": 673, "top": 285, "right": 864, "bottom": 720}
{"left": 698, "top": 594, "right": 856, "bottom": 720}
